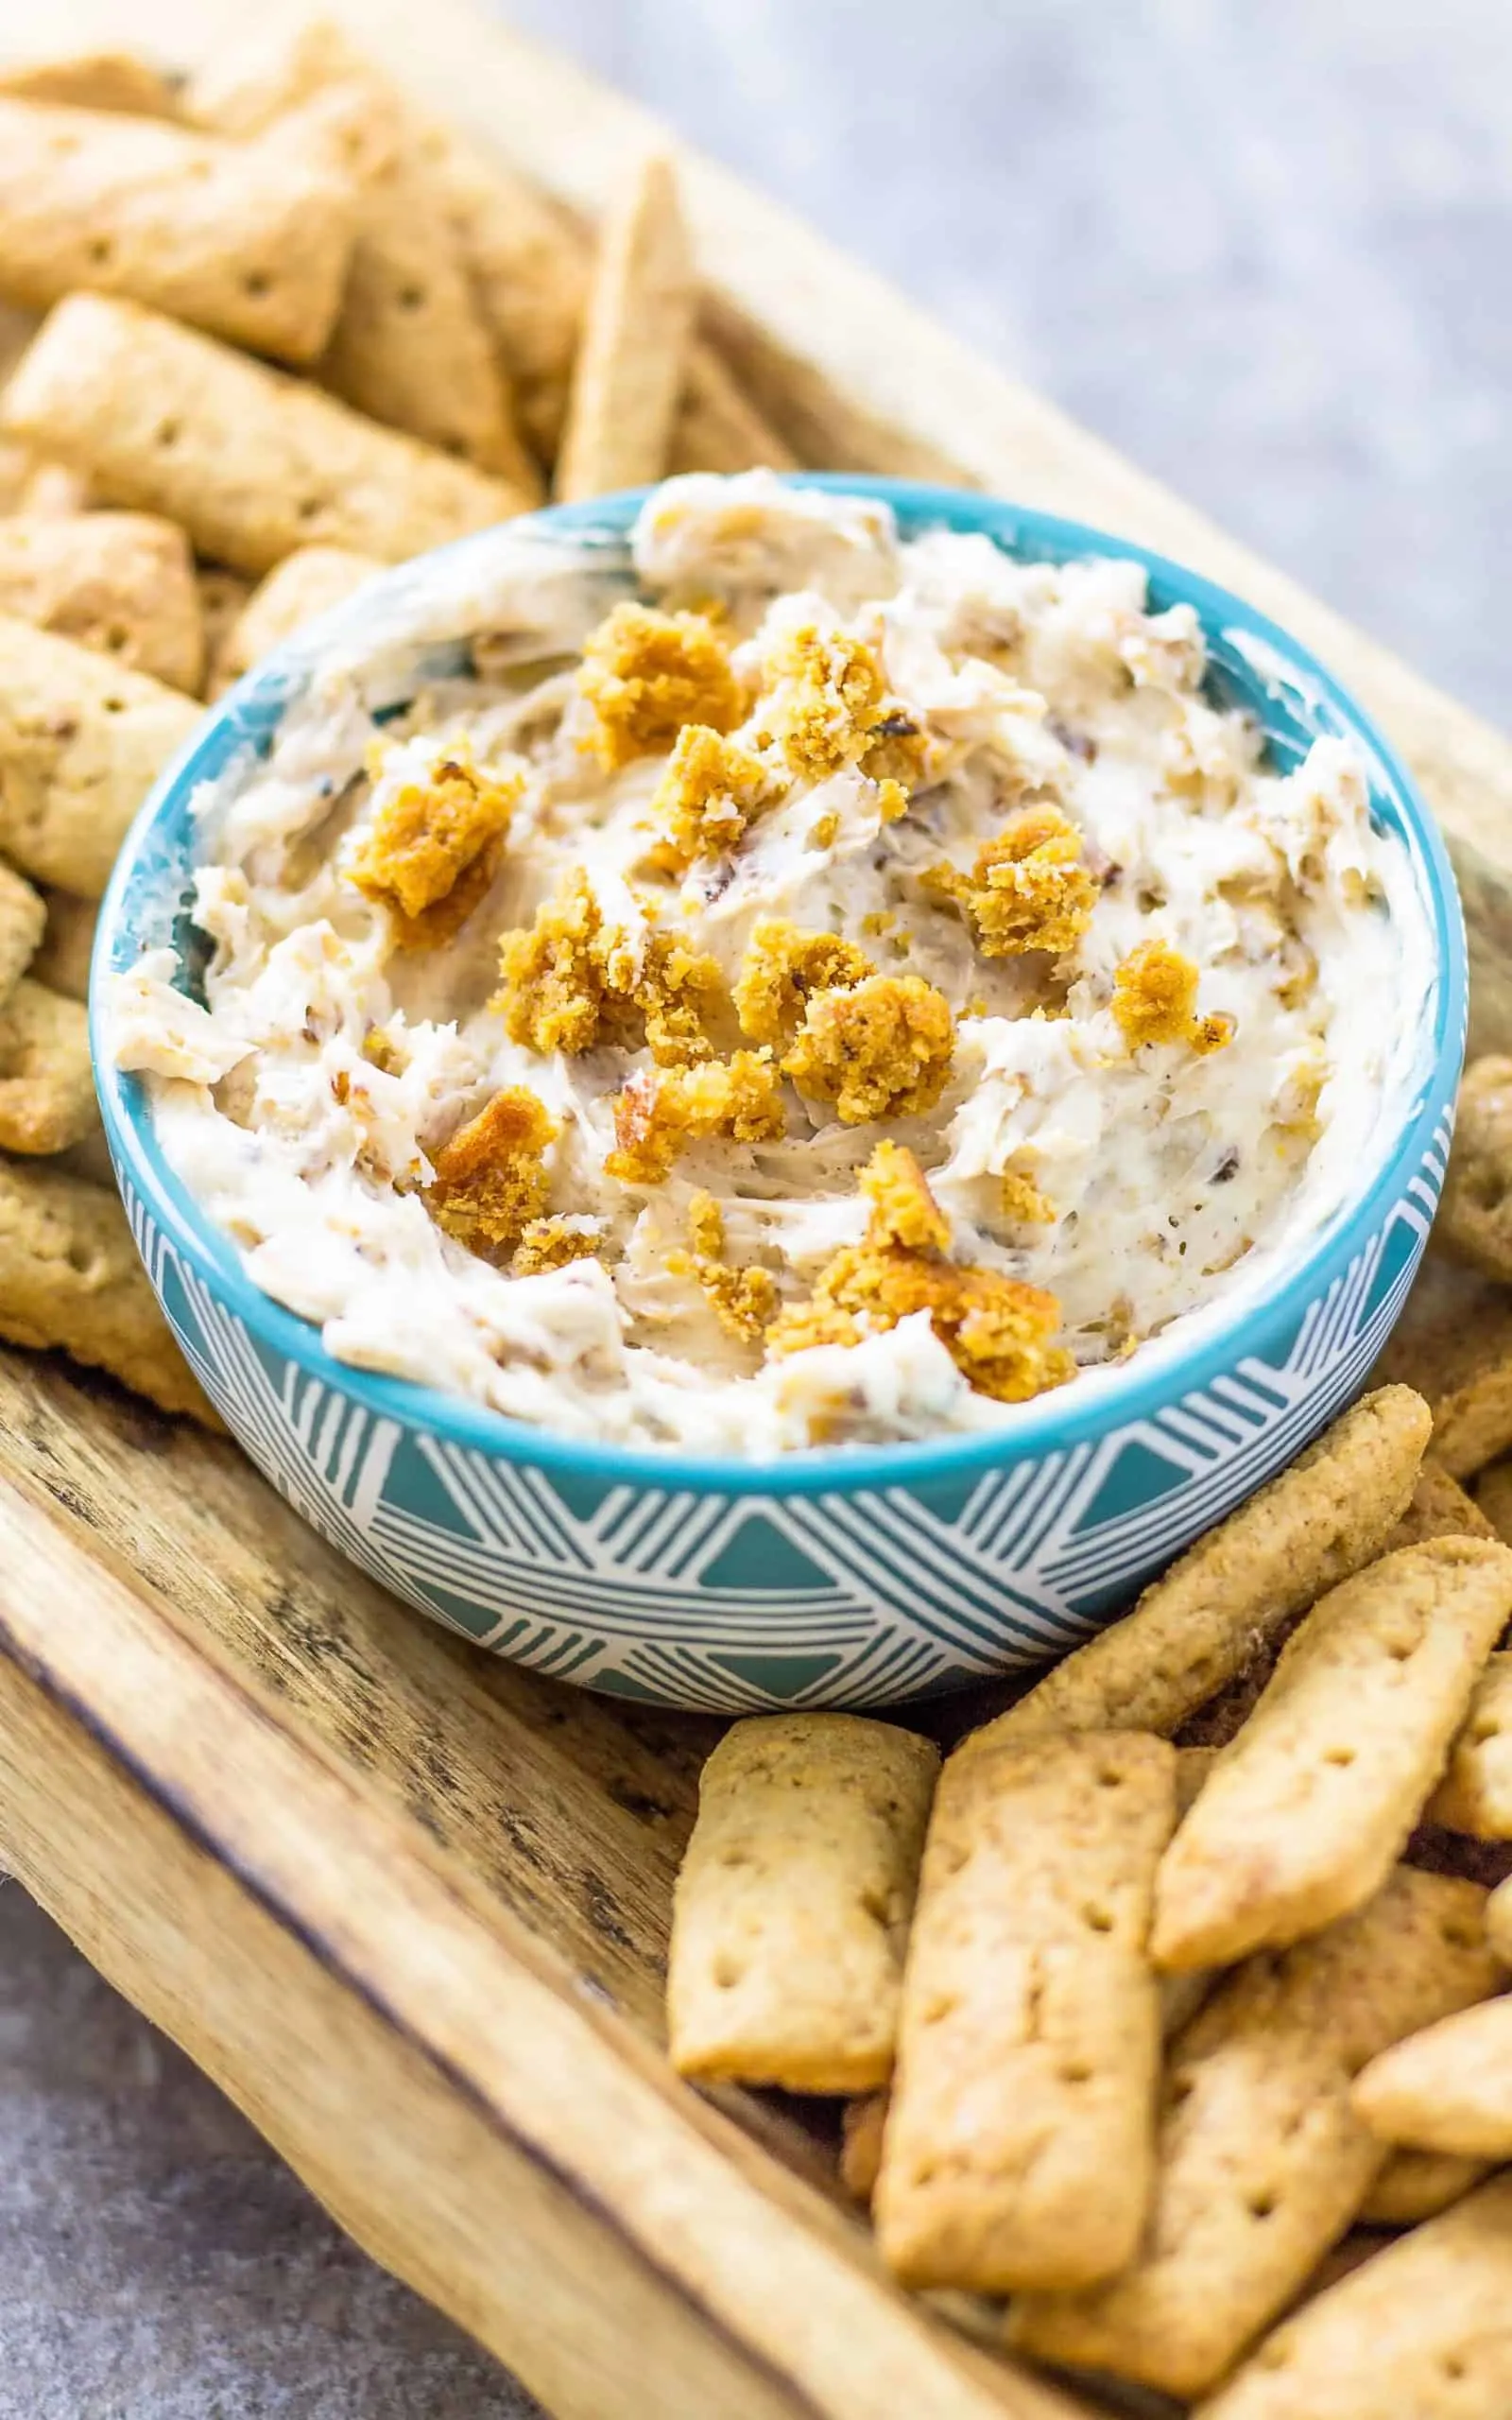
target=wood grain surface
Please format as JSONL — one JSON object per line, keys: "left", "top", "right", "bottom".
{"left": 1, "top": 3, "right": 1510, "bottom": 2414}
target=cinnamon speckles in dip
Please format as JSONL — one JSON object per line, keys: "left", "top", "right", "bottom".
{"left": 111, "top": 475, "right": 1431, "bottom": 1455}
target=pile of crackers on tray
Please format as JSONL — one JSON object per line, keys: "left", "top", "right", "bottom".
{"left": 0, "top": 21, "right": 799, "bottom": 1425}
{"left": 671, "top": 1355, "right": 1512, "bottom": 2413}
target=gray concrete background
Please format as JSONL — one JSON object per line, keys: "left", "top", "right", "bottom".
{"left": 4, "top": 3, "right": 1508, "bottom": 2412}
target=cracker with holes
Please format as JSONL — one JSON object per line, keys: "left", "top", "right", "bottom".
{"left": 0, "top": 614, "right": 198, "bottom": 897}
{"left": 874, "top": 1730, "right": 1175, "bottom": 2296}
{"left": 210, "top": 543, "right": 378, "bottom": 695}
{"left": 1383, "top": 1455, "right": 1496, "bottom": 1550}
{"left": 556, "top": 153, "right": 696, "bottom": 502}
{"left": 966, "top": 1386, "right": 1430, "bottom": 1751}
{"left": 0, "top": 97, "right": 355, "bottom": 363}
{"left": 667, "top": 1713, "right": 938, "bottom": 2092}
{"left": 0, "top": 978, "right": 98, "bottom": 1154}
{"left": 1008, "top": 1866, "right": 1500, "bottom": 2400}
{"left": 0, "top": 1156, "right": 216, "bottom": 1423}
{"left": 1151, "top": 1538, "right": 1512, "bottom": 1972}
{"left": 0, "top": 511, "right": 203, "bottom": 691}
{"left": 1427, "top": 1651, "right": 1512, "bottom": 1836}
{"left": 1353, "top": 1996, "right": 1512, "bottom": 2159}
{"left": 1438, "top": 1055, "right": 1512, "bottom": 1282}
{"left": 1201, "top": 2169, "right": 1512, "bottom": 2420}
{"left": 0, "top": 296, "right": 528, "bottom": 579}
{"left": 1375, "top": 1252, "right": 1512, "bottom": 1478}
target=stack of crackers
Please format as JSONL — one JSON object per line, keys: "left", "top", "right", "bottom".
{"left": 0, "top": 24, "right": 795, "bottom": 1425}
{"left": 669, "top": 1376, "right": 1512, "bottom": 2411}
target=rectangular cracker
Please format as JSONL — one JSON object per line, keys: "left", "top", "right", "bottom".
{"left": 968, "top": 1386, "right": 1431, "bottom": 1749}
{"left": 1382, "top": 1454, "right": 1496, "bottom": 1550}
{"left": 0, "top": 97, "right": 355, "bottom": 365}
{"left": 0, "top": 296, "right": 527, "bottom": 579}
{"left": 0, "top": 511, "right": 204, "bottom": 691}
{"left": 30, "top": 889, "right": 96, "bottom": 1005}
{"left": 839, "top": 2091, "right": 887, "bottom": 2206}
{"left": 1200, "top": 2170, "right": 1512, "bottom": 2420}
{"left": 667, "top": 1713, "right": 938, "bottom": 2092}
{"left": 1352, "top": 1996, "right": 1512, "bottom": 2159}
{"left": 1375, "top": 1253, "right": 1512, "bottom": 1478}
{"left": 0, "top": 52, "right": 183, "bottom": 118}
{"left": 1357, "top": 2146, "right": 1488, "bottom": 2228}
{"left": 1151, "top": 1538, "right": 1512, "bottom": 1970}
{"left": 875, "top": 1731, "right": 1175, "bottom": 2296}
{"left": 210, "top": 544, "right": 380, "bottom": 696}
{"left": 1007, "top": 1865, "right": 1501, "bottom": 2400}
{"left": 0, "top": 614, "right": 199, "bottom": 898}
{"left": 195, "top": 565, "right": 252, "bottom": 696}
{"left": 555, "top": 153, "right": 697, "bottom": 503}
{"left": 1427, "top": 1652, "right": 1512, "bottom": 1836}
{"left": 1474, "top": 1456, "right": 1512, "bottom": 1543}
{"left": 0, "top": 862, "right": 46, "bottom": 1011}
{"left": 0, "top": 977, "right": 98, "bottom": 1153}
{"left": 0, "top": 1155, "right": 216, "bottom": 1423}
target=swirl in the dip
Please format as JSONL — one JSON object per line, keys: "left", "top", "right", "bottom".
{"left": 112, "top": 475, "right": 1432, "bottom": 1455}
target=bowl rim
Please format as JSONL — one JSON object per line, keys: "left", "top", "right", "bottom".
{"left": 92, "top": 474, "right": 1466, "bottom": 1500}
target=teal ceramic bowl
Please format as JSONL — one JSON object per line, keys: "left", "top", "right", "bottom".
{"left": 92, "top": 479, "right": 1465, "bottom": 1712}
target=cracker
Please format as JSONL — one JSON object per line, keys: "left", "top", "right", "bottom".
{"left": 0, "top": 977, "right": 98, "bottom": 1153}
{"left": 1199, "top": 2171, "right": 1512, "bottom": 2419}
{"left": 1008, "top": 1866, "right": 1500, "bottom": 2400}
{"left": 17, "top": 459, "right": 91, "bottom": 516}
{"left": 968, "top": 1386, "right": 1430, "bottom": 1750}
{"left": 670, "top": 345, "right": 799, "bottom": 475}
{"left": 1438, "top": 1055, "right": 1512, "bottom": 1282}
{"left": 1375, "top": 1253, "right": 1512, "bottom": 1478}
{"left": 0, "top": 296, "right": 526, "bottom": 579}
{"left": 0, "top": 1155, "right": 216, "bottom": 1423}
{"left": 210, "top": 543, "right": 379, "bottom": 696}
{"left": 0, "top": 97, "right": 356, "bottom": 365}
{"left": 1383, "top": 1454, "right": 1496, "bottom": 1550}
{"left": 1427, "top": 1651, "right": 1512, "bottom": 1837}
{"left": 0, "top": 52, "right": 182, "bottom": 118}
{"left": 1490, "top": 1874, "right": 1512, "bottom": 1962}
{"left": 1357, "top": 2147, "right": 1488, "bottom": 2228}
{"left": 1151, "top": 1538, "right": 1512, "bottom": 1971}
{"left": 1475, "top": 1456, "right": 1512, "bottom": 1544}
{"left": 1353, "top": 1995, "right": 1512, "bottom": 2159}
{"left": 875, "top": 1731, "right": 1175, "bottom": 2295}
{"left": 28, "top": 890, "right": 94, "bottom": 1006}
{"left": 667, "top": 1713, "right": 938, "bottom": 2092}
{"left": 0, "top": 863, "right": 46, "bottom": 1011}
{"left": 195, "top": 565, "right": 253, "bottom": 694}
{"left": 0, "top": 614, "right": 199, "bottom": 897}
{"left": 555, "top": 153, "right": 697, "bottom": 504}
{"left": 0, "top": 510, "right": 204, "bottom": 691}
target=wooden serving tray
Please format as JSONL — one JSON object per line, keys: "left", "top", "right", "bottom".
{"left": 4, "top": 7, "right": 1512, "bottom": 2414}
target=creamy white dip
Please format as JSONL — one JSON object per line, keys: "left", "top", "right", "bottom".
{"left": 111, "top": 475, "right": 1434, "bottom": 1457}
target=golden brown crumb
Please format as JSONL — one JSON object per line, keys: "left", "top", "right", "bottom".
{"left": 782, "top": 974, "right": 955, "bottom": 1124}
{"left": 1000, "top": 1161, "right": 1057, "bottom": 1224}
{"left": 428, "top": 1087, "right": 558, "bottom": 1259}
{"left": 664, "top": 1189, "right": 781, "bottom": 1341}
{"left": 348, "top": 752, "right": 522, "bottom": 948}
{"left": 924, "top": 803, "right": 1096, "bottom": 958}
{"left": 606, "top": 1051, "right": 786, "bottom": 1184}
{"left": 511, "top": 1217, "right": 602, "bottom": 1275}
{"left": 766, "top": 1142, "right": 1072, "bottom": 1405}
{"left": 752, "top": 618, "right": 919, "bottom": 791}
{"left": 862, "top": 1139, "right": 951, "bottom": 1253}
{"left": 1111, "top": 937, "right": 1233, "bottom": 1054}
{"left": 644, "top": 723, "right": 772, "bottom": 873}
{"left": 578, "top": 601, "right": 743, "bottom": 769}
{"left": 732, "top": 918, "right": 877, "bottom": 1050}
{"left": 497, "top": 871, "right": 724, "bottom": 1066}
{"left": 362, "top": 1024, "right": 408, "bottom": 1076}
